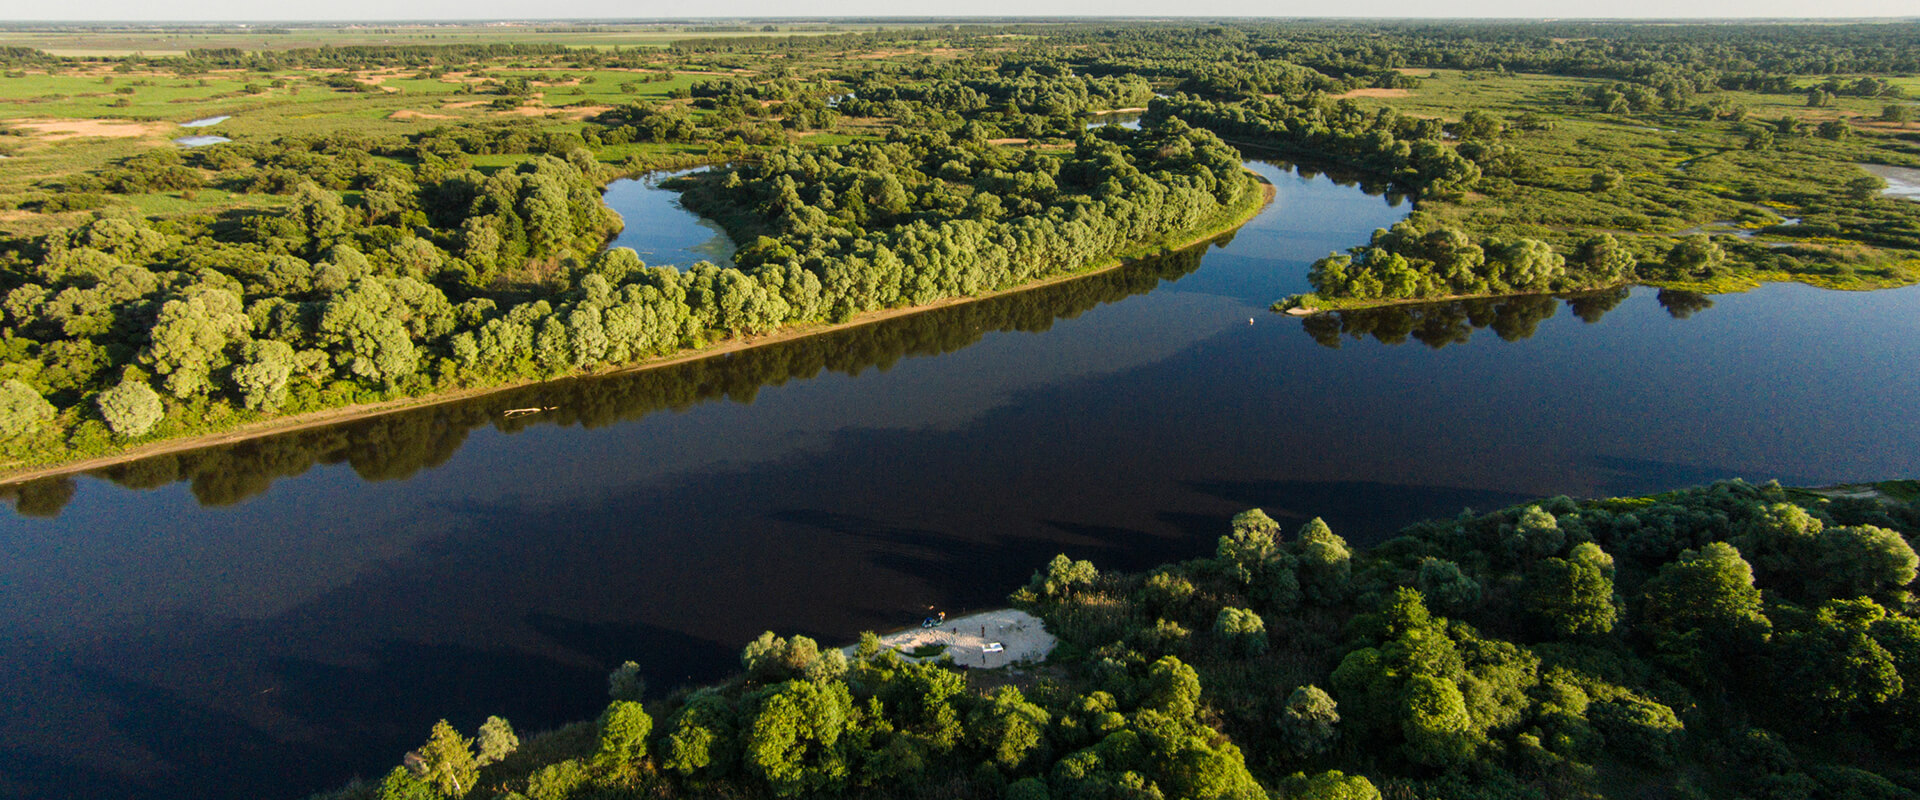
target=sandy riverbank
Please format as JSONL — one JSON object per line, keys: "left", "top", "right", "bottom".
{"left": 846, "top": 609, "right": 1057, "bottom": 669}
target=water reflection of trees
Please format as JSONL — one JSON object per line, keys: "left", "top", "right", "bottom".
{"left": 3, "top": 245, "right": 1212, "bottom": 518}
{"left": 1257, "top": 158, "right": 1412, "bottom": 207}
{"left": 1300, "top": 287, "right": 1711, "bottom": 349}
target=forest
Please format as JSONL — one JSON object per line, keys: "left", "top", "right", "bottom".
{"left": 4, "top": 20, "right": 1920, "bottom": 473}
{"left": 317, "top": 478, "right": 1920, "bottom": 800}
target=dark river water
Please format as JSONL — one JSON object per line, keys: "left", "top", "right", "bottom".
{"left": 4, "top": 162, "right": 1920, "bottom": 800}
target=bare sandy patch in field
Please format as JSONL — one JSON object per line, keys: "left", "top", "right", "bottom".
{"left": 389, "top": 109, "right": 454, "bottom": 120}
{"left": 987, "top": 137, "right": 1030, "bottom": 145}
{"left": 855, "top": 47, "right": 963, "bottom": 60}
{"left": 9, "top": 118, "right": 168, "bottom": 140}
{"left": 442, "top": 100, "right": 488, "bottom": 109}
{"left": 1333, "top": 88, "right": 1412, "bottom": 99}
{"left": 552, "top": 105, "right": 611, "bottom": 120}
{"left": 847, "top": 609, "right": 1056, "bottom": 669}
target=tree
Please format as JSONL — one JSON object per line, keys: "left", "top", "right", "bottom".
{"left": 1641, "top": 542, "right": 1772, "bottom": 680}
{"left": 1401, "top": 674, "right": 1475, "bottom": 766}
{"left": 0, "top": 379, "right": 55, "bottom": 439}
{"left": 608, "top": 660, "right": 647, "bottom": 701}
{"left": 409, "top": 719, "right": 478, "bottom": 798}
{"left": 317, "top": 280, "right": 423, "bottom": 386}
{"left": 1590, "top": 695, "right": 1684, "bottom": 766}
{"left": 1416, "top": 558, "right": 1482, "bottom": 613}
{"left": 1279, "top": 685, "right": 1341, "bottom": 756}
{"left": 1571, "top": 233, "right": 1637, "bottom": 282}
{"left": 1882, "top": 104, "right": 1915, "bottom": 124}
{"left": 1810, "top": 525, "right": 1918, "bottom": 601}
{"left": 230, "top": 340, "right": 296, "bottom": 411}
{"left": 1590, "top": 167, "right": 1623, "bottom": 192}
{"left": 96, "top": 375, "right": 163, "bottom": 437}
{"left": 1286, "top": 771, "right": 1380, "bottom": 800}
{"left": 1214, "top": 607, "right": 1268, "bottom": 656}
{"left": 141, "top": 288, "right": 251, "bottom": 398}
{"left": 664, "top": 689, "right": 738, "bottom": 778}
{"left": 743, "top": 632, "right": 831, "bottom": 683}
{"left": 594, "top": 700, "right": 654, "bottom": 772}
{"left": 292, "top": 182, "right": 349, "bottom": 244}
{"left": 1663, "top": 234, "right": 1725, "bottom": 278}
{"left": 475, "top": 716, "right": 518, "bottom": 767}
{"left": 378, "top": 766, "right": 437, "bottom": 800}
{"left": 1217, "top": 509, "right": 1285, "bottom": 592}
{"left": 968, "top": 685, "right": 1052, "bottom": 771}
{"left": 1143, "top": 656, "right": 1203, "bottom": 718}
{"left": 1525, "top": 543, "right": 1618, "bottom": 637}
{"left": 1297, "top": 518, "right": 1352, "bottom": 604}
{"left": 1779, "top": 598, "right": 1904, "bottom": 722}
{"left": 1490, "top": 238, "right": 1565, "bottom": 291}
{"left": 1847, "top": 174, "right": 1887, "bottom": 202}
{"left": 1035, "top": 553, "right": 1099, "bottom": 599}
{"left": 744, "top": 679, "right": 854, "bottom": 796}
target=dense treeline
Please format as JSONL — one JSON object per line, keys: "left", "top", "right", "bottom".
{"left": 0, "top": 243, "right": 1210, "bottom": 518}
{"left": 1146, "top": 95, "right": 1479, "bottom": 197}
{"left": 680, "top": 121, "right": 1253, "bottom": 321}
{"left": 0, "top": 96, "right": 1253, "bottom": 469}
{"left": 319, "top": 479, "right": 1920, "bottom": 800}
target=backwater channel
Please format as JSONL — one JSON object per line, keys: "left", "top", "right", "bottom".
{"left": 3, "top": 161, "right": 1919, "bottom": 800}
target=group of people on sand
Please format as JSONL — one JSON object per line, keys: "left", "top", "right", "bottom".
{"left": 919, "top": 610, "right": 947, "bottom": 628}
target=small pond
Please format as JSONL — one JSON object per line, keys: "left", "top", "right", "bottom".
{"left": 1087, "top": 111, "right": 1144, "bottom": 130}
{"left": 1860, "top": 163, "right": 1920, "bottom": 201}
{"left": 172, "top": 135, "right": 231, "bottom": 147}
{"left": 181, "top": 115, "right": 231, "bottom": 128}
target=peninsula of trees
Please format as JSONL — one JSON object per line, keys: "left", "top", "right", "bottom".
{"left": 323, "top": 478, "right": 1920, "bottom": 800}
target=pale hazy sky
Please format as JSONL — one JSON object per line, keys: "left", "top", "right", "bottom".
{"left": 4, "top": 0, "right": 1917, "bottom": 22}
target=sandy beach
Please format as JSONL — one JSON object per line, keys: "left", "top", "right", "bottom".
{"left": 849, "top": 609, "right": 1057, "bottom": 669}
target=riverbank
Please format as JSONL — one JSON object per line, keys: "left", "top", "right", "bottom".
{"left": 1275, "top": 258, "right": 1920, "bottom": 315}
{"left": 0, "top": 178, "right": 1275, "bottom": 487}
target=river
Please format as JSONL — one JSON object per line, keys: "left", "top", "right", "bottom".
{"left": 2, "top": 161, "right": 1918, "bottom": 800}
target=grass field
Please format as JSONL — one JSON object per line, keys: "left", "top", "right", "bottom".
{"left": 0, "top": 22, "right": 893, "bottom": 56}
{"left": 1330, "top": 69, "right": 1920, "bottom": 241}
{"left": 0, "top": 52, "right": 821, "bottom": 234}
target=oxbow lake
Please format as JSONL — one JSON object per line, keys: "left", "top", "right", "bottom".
{"left": 2, "top": 161, "right": 1919, "bottom": 800}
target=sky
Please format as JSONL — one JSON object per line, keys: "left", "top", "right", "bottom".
{"left": 4, "top": 1, "right": 1918, "bottom": 22}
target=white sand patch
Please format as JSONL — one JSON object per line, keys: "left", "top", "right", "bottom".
{"left": 848, "top": 609, "right": 1056, "bottom": 669}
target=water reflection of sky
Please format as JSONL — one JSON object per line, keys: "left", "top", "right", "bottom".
{"left": 600, "top": 169, "right": 736, "bottom": 267}
{"left": 5, "top": 163, "right": 1920, "bottom": 800}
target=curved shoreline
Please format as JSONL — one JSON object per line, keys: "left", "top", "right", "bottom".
{"left": 1277, "top": 265, "right": 1920, "bottom": 315}
{"left": 0, "top": 179, "right": 1276, "bottom": 488}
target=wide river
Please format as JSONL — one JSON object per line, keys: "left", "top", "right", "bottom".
{"left": 3, "top": 162, "right": 1919, "bottom": 800}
